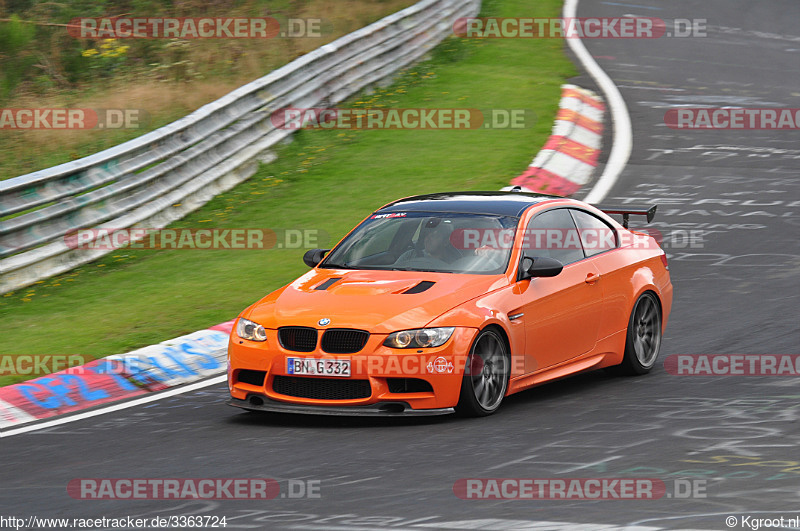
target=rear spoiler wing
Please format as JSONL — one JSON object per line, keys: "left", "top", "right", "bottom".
{"left": 599, "top": 205, "right": 657, "bottom": 229}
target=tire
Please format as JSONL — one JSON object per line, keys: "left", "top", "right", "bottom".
{"left": 456, "top": 328, "right": 510, "bottom": 417}
{"left": 616, "top": 292, "right": 662, "bottom": 375}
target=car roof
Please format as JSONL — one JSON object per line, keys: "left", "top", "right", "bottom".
{"left": 378, "top": 191, "right": 561, "bottom": 217}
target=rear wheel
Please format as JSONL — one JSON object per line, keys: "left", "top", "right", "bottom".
{"left": 456, "top": 328, "right": 510, "bottom": 417}
{"left": 616, "top": 292, "right": 662, "bottom": 375}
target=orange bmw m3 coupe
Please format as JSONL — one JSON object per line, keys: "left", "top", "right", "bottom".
{"left": 227, "top": 191, "right": 672, "bottom": 417}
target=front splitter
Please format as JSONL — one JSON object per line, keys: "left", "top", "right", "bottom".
{"left": 227, "top": 397, "right": 455, "bottom": 417}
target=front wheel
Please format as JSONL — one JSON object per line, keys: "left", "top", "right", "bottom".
{"left": 456, "top": 328, "right": 510, "bottom": 417}
{"left": 617, "top": 292, "right": 662, "bottom": 375}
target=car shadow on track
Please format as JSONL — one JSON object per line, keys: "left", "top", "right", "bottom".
{"left": 499, "top": 369, "right": 631, "bottom": 411}
{"left": 223, "top": 408, "right": 456, "bottom": 429}
{"left": 221, "top": 368, "right": 648, "bottom": 429}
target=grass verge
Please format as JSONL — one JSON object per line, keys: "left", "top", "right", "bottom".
{"left": 0, "top": 0, "right": 414, "bottom": 179}
{"left": 0, "top": 0, "right": 576, "bottom": 386}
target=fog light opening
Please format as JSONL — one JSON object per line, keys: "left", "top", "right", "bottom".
{"left": 248, "top": 395, "right": 265, "bottom": 407}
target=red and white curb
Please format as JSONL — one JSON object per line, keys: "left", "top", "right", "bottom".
{"left": 503, "top": 84, "right": 605, "bottom": 196}
{"left": 0, "top": 321, "right": 234, "bottom": 432}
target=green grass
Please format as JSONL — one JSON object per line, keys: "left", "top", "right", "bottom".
{"left": 0, "top": 0, "right": 576, "bottom": 386}
{"left": 0, "top": 0, "right": 415, "bottom": 181}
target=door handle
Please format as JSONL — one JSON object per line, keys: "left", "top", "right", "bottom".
{"left": 585, "top": 272, "right": 600, "bottom": 284}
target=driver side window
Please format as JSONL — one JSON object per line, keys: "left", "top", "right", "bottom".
{"left": 524, "top": 208, "right": 584, "bottom": 265}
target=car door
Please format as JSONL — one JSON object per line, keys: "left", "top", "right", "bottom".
{"left": 568, "top": 208, "right": 628, "bottom": 341}
{"left": 517, "top": 208, "right": 605, "bottom": 373}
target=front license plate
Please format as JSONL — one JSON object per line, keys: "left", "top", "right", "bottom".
{"left": 287, "top": 358, "right": 351, "bottom": 377}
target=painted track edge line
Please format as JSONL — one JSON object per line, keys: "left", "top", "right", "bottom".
{"left": 564, "top": 0, "right": 632, "bottom": 204}
{"left": 0, "top": 374, "right": 226, "bottom": 438}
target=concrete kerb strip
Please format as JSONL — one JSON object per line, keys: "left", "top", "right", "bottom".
{"left": 502, "top": 84, "right": 605, "bottom": 196}
{"left": 0, "top": 320, "right": 234, "bottom": 431}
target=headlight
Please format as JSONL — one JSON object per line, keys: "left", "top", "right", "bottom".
{"left": 383, "top": 327, "right": 455, "bottom": 349}
{"left": 236, "top": 318, "right": 267, "bottom": 342}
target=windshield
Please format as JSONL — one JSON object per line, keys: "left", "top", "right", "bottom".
{"left": 321, "top": 212, "right": 519, "bottom": 274}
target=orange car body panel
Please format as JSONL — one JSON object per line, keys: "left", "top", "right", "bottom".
{"left": 228, "top": 195, "right": 673, "bottom": 412}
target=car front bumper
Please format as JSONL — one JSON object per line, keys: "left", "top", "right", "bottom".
{"left": 228, "top": 326, "right": 479, "bottom": 412}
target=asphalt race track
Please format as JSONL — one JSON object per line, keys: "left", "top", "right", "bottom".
{"left": 2, "top": 1, "right": 799, "bottom": 529}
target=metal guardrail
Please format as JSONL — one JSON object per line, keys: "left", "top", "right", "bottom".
{"left": 0, "top": 0, "right": 480, "bottom": 294}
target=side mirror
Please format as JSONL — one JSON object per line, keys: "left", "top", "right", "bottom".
{"left": 303, "top": 249, "right": 330, "bottom": 268}
{"left": 519, "top": 256, "right": 563, "bottom": 280}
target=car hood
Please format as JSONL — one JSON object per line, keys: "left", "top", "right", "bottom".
{"left": 245, "top": 268, "right": 508, "bottom": 333}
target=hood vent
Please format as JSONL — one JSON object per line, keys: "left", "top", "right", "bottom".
{"left": 402, "top": 281, "right": 435, "bottom": 294}
{"left": 314, "top": 277, "right": 342, "bottom": 291}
